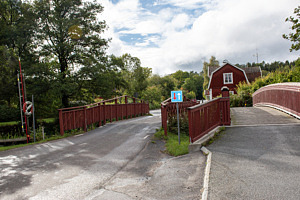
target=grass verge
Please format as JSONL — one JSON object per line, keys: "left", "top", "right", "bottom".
{"left": 0, "top": 130, "right": 84, "bottom": 152}
{"left": 0, "top": 121, "right": 20, "bottom": 126}
{"left": 154, "top": 128, "right": 190, "bottom": 157}
{"left": 0, "top": 118, "right": 56, "bottom": 126}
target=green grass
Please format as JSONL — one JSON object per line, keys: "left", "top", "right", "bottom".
{"left": 0, "top": 118, "right": 56, "bottom": 127}
{"left": 37, "top": 118, "right": 55, "bottom": 123}
{"left": 0, "top": 143, "right": 30, "bottom": 151}
{"left": 0, "top": 121, "right": 19, "bottom": 126}
{"left": 154, "top": 128, "right": 190, "bottom": 157}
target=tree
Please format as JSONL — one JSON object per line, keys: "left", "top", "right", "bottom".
{"left": 0, "top": 46, "right": 18, "bottom": 106}
{"left": 182, "top": 74, "right": 204, "bottom": 100}
{"left": 202, "top": 56, "right": 219, "bottom": 98}
{"left": 283, "top": 6, "right": 300, "bottom": 51}
{"left": 142, "top": 86, "right": 162, "bottom": 104}
{"left": 119, "top": 54, "right": 152, "bottom": 98}
{"left": 0, "top": 0, "right": 37, "bottom": 58}
{"left": 34, "top": 0, "right": 109, "bottom": 107}
{"left": 77, "top": 55, "right": 126, "bottom": 100}
{"left": 171, "top": 70, "right": 190, "bottom": 89}
{"left": 0, "top": 0, "right": 38, "bottom": 108}
{"left": 159, "top": 75, "right": 176, "bottom": 100}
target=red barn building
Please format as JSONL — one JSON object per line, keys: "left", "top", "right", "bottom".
{"left": 206, "top": 61, "right": 261, "bottom": 99}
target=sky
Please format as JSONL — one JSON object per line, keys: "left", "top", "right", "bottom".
{"left": 99, "top": 0, "right": 299, "bottom": 75}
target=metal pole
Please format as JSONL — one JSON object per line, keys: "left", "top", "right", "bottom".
{"left": 176, "top": 102, "right": 180, "bottom": 144}
{"left": 32, "top": 95, "right": 36, "bottom": 142}
{"left": 19, "top": 58, "right": 29, "bottom": 143}
{"left": 42, "top": 126, "right": 44, "bottom": 140}
{"left": 17, "top": 74, "right": 24, "bottom": 132}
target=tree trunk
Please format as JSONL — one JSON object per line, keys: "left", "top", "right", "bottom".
{"left": 59, "top": 56, "right": 69, "bottom": 108}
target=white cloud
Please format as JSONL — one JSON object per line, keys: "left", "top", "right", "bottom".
{"left": 100, "top": 0, "right": 299, "bottom": 75}
{"left": 155, "top": 0, "right": 216, "bottom": 10}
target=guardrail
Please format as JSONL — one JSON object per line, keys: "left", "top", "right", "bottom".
{"left": 58, "top": 96, "right": 149, "bottom": 135}
{"left": 161, "top": 98, "right": 199, "bottom": 136}
{"left": 188, "top": 95, "right": 230, "bottom": 143}
{"left": 161, "top": 88, "right": 231, "bottom": 143}
{"left": 252, "top": 82, "right": 300, "bottom": 119}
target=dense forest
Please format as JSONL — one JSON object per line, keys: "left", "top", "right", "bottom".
{"left": 0, "top": 1, "right": 299, "bottom": 123}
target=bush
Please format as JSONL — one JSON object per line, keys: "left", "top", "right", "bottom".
{"left": 0, "top": 105, "right": 20, "bottom": 122}
{"left": 168, "top": 112, "right": 189, "bottom": 136}
{"left": 149, "top": 101, "right": 161, "bottom": 110}
{"left": 0, "top": 123, "right": 23, "bottom": 139}
{"left": 37, "top": 119, "right": 60, "bottom": 137}
{"left": 0, "top": 118, "right": 60, "bottom": 141}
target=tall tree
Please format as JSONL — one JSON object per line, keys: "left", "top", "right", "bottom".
{"left": 202, "top": 56, "right": 219, "bottom": 96}
{"left": 0, "top": 46, "right": 18, "bottom": 106}
{"left": 171, "top": 70, "right": 190, "bottom": 89}
{"left": 182, "top": 74, "right": 204, "bottom": 100}
{"left": 0, "top": 0, "right": 37, "bottom": 58}
{"left": 283, "top": 6, "right": 300, "bottom": 51}
{"left": 119, "top": 54, "right": 152, "bottom": 98}
{"left": 34, "top": 0, "right": 109, "bottom": 107}
{"left": 0, "top": 0, "right": 38, "bottom": 107}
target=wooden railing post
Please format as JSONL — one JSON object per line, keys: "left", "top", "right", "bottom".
{"left": 103, "top": 102, "right": 106, "bottom": 125}
{"left": 188, "top": 109, "right": 193, "bottom": 143}
{"left": 141, "top": 100, "right": 144, "bottom": 116}
{"left": 161, "top": 105, "right": 168, "bottom": 136}
{"left": 98, "top": 103, "right": 102, "bottom": 126}
{"left": 221, "top": 86, "right": 231, "bottom": 125}
{"left": 125, "top": 96, "right": 128, "bottom": 119}
{"left": 59, "top": 109, "right": 64, "bottom": 136}
{"left": 115, "top": 98, "right": 118, "bottom": 121}
{"left": 133, "top": 98, "right": 136, "bottom": 117}
{"left": 84, "top": 106, "right": 87, "bottom": 132}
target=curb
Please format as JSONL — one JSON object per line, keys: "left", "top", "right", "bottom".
{"left": 189, "top": 126, "right": 221, "bottom": 153}
{"left": 200, "top": 146, "right": 212, "bottom": 200}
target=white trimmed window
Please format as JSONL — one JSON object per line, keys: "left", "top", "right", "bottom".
{"left": 229, "top": 91, "right": 235, "bottom": 95}
{"left": 223, "top": 73, "right": 233, "bottom": 84}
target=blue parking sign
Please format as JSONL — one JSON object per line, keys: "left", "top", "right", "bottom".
{"left": 171, "top": 91, "right": 183, "bottom": 102}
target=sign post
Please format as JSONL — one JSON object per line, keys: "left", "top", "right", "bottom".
{"left": 171, "top": 91, "right": 183, "bottom": 144}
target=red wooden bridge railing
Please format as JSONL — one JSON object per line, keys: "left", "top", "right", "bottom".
{"left": 252, "top": 82, "right": 300, "bottom": 119}
{"left": 58, "top": 96, "right": 149, "bottom": 135}
{"left": 161, "top": 88, "right": 230, "bottom": 143}
{"left": 188, "top": 88, "right": 231, "bottom": 143}
{"left": 161, "top": 97, "right": 199, "bottom": 137}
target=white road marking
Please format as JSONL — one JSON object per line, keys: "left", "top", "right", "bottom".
{"left": 143, "top": 135, "right": 150, "bottom": 140}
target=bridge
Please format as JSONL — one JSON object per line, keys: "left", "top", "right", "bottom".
{"left": 161, "top": 82, "right": 300, "bottom": 199}
{"left": 0, "top": 83, "right": 299, "bottom": 199}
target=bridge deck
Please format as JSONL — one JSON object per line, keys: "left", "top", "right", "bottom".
{"left": 231, "top": 106, "right": 300, "bottom": 126}
{"left": 208, "top": 106, "right": 300, "bottom": 200}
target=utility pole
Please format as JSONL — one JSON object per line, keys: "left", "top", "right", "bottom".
{"left": 253, "top": 48, "right": 259, "bottom": 64}
{"left": 18, "top": 58, "right": 30, "bottom": 143}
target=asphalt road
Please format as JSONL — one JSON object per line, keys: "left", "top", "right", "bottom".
{"left": 0, "top": 110, "right": 205, "bottom": 200}
{"left": 0, "top": 111, "right": 161, "bottom": 200}
{"left": 208, "top": 107, "right": 300, "bottom": 200}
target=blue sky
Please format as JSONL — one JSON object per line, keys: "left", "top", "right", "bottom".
{"left": 100, "top": 0, "right": 299, "bottom": 75}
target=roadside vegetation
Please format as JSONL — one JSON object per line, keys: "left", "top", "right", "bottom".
{"left": 154, "top": 128, "right": 190, "bottom": 157}
{"left": 230, "top": 58, "right": 300, "bottom": 107}
{"left": 0, "top": 129, "right": 85, "bottom": 151}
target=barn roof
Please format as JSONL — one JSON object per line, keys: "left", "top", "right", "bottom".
{"left": 242, "top": 67, "right": 262, "bottom": 82}
{"left": 208, "top": 64, "right": 261, "bottom": 82}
